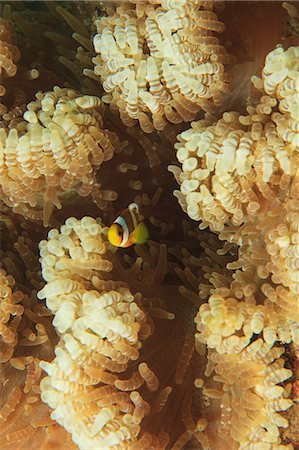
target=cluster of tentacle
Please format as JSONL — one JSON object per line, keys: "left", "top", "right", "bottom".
{"left": 170, "top": 45, "right": 299, "bottom": 449}
{"left": 170, "top": 46, "right": 298, "bottom": 232}
{"left": 0, "top": 87, "right": 120, "bottom": 226}
{"left": 0, "top": 269, "right": 24, "bottom": 363}
{"left": 92, "top": 0, "right": 231, "bottom": 132}
{"left": 0, "top": 213, "right": 77, "bottom": 450}
{"left": 0, "top": 17, "right": 20, "bottom": 116}
{"left": 170, "top": 45, "right": 299, "bottom": 297}
{"left": 203, "top": 340, "right": 294, "bottom": 449}
{"left": 194, "top": 251, "right": 297, "bottom": 448}
{"left": 37, "top": 217, "right": 164, "bottom": 448}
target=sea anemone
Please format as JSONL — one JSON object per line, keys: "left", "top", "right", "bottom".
{"left": 0, "top": 1, "right": 298, "bottom": 450}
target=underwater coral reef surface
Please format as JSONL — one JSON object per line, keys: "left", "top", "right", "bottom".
{"left": 0, "top": 1, "right": 298, "bottom": 449}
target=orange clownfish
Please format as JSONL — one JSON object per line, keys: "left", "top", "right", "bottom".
{"left": 108, "top": 203, "right": 149, "bottom": 248}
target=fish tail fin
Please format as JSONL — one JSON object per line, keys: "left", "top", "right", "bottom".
{"left": 131, "top": 222, "right": 149, "bottom": 245}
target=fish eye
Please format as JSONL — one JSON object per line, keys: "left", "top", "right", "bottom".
{"left": 117, "top": 228, "right": 122, "bottom": 237}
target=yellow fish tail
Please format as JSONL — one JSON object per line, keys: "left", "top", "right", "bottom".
{"left": 131, "top": 222, "right": 149, "bottom": 245}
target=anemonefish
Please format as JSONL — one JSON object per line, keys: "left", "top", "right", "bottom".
{"left": 108, "top": 203, "right": 149, "bottom": 248}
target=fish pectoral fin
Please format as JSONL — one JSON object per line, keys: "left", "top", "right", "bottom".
{"left": 130, "top": 222, "right": 149, "bottom": 244}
